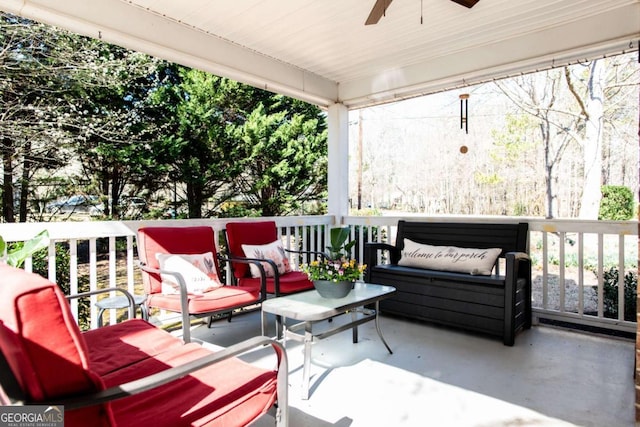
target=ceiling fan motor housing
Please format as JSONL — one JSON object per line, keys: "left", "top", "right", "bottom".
{"left": 450, "top": 0, "right": 480, "bottom": 8}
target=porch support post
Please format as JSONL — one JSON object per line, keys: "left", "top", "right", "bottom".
{"left": 327, "top": 102, "right": 349, "bottom": 224}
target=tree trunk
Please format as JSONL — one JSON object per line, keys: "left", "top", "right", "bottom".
{"left": 19, "top": 141, "right": 31, "bottom": 223}
{"left": 1, "top": 138, "right": 15, "bottom": 223}
{"left": 186, "top": 181, "right": 203, "bottom": 218}
{"left": 579, "top": 60, "right": 605, "bottom": 219}
{"left": 540, "top": 120, "right": 555, "bottom": 218}
{"left": 110, "top": 170, "right": 121, "bottom": 220}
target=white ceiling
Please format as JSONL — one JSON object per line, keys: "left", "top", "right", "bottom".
{"left": 3, "top": 0, "right": 640, "bottom": 109}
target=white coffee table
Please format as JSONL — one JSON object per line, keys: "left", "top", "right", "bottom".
{"left": 261, "top": 282, "right": 396, "bottom": 399}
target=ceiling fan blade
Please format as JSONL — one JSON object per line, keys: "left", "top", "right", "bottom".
{"left": 365, "top": 0, "right": 394, "bottom": 25}
{"left": 450, "top": 0, "right": 480, "bottom": 8}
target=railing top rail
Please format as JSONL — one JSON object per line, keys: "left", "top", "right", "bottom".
{"left": 0, "top": 215, "right": 337, "bottom": 242}
{"left": 343, "top": 215, "right": 638, "bottom": 235}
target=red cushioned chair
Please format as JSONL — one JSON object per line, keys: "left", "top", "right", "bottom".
{"left": 0, "top": 264, "right": 288, "bottom": 427}
{"left": 224, "top": 221, "right": 318, "bottom": 297}
{"left": 137, "top": 226, "right": 267, "bottom": 343}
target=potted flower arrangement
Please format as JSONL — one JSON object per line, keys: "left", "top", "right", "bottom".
{"left": 302, "top": 227, "right": 366, "bottom": 298}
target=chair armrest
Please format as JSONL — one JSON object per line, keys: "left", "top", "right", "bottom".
{"left": 139, "top": 262, "right": 193, "bottom": 341}
{"left": 139, "top": 262, "right": 191, "bottom": 297}
{"left": 66, "top": 287, "right": 136, "bottom": 322}
{"left": 49, "top": 336, "right": 289, "bottom": 423}
{"left": 217, "top": 255, "right": 268, "bottom": 300}
{"left": 226, "top": 254, "right": 286, "bottom": 295}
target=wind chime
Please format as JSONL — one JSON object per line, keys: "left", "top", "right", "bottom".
{"left": 459, "top": 93, "right": 469, "bottom": 154}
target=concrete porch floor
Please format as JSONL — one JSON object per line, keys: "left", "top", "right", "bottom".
{"left": 184, "top": 310, "right": 635, "bottom": 427}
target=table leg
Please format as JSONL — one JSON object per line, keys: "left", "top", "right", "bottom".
{"left": 351, "top": 310, "right": 358, "bottom": 343}
{"left": 302, "top": 321, "right": 313, "bottom": 400}
{"left": 261, "top": 310, "right": 267, "bottom": 336}
{"left": 375, "top": 301, "right": 393, "bottom": 354}
{"left": 276, "top": 315, "right": 284, "bottom": 340}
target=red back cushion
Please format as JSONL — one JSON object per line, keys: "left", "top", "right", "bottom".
{"left": 225, "top": 221, "right": 278, "bottom": 278}
{"left": 137, "top": 226, "right": 220, "bottom": 295}
{"left": 0, "top": 264, "right": 104, "bottom": 401}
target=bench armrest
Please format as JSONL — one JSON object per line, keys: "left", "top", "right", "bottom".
{"left": 504, "top": 252, "right": 531, "bottom": 271}
{"left": 504, "top": 251, "right": 532, "bottom": 295}
{"left": 364, "top": 242, "right": 400, "bottom": 282}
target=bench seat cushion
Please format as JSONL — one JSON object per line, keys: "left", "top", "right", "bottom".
{"left": 371, "top": 264, "right": 506, "bottom": 286}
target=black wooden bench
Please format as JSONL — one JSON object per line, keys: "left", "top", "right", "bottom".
{"left": 364, "top": 221, "right": 532, "bottom": 346}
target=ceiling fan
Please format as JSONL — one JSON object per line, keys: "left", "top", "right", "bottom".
{"left": 365, "top": 0, "right": 480, "bottom": 25}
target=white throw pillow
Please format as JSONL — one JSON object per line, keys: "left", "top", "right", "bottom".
{"left": 241, "top": 240, "right": 292, "bottom": 278}
{"left": 398, "top": 239, "right": 501, "bottom": 275}
{"left": 156, "top": 252, "right": 222, "bottom": 295}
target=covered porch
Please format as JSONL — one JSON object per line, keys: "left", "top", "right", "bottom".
{"left": 0, "top": 1, "right": 639, "bottom": 424}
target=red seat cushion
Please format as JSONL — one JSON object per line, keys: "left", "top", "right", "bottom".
{"left": 102, "top": 343, "right": 278, "bottom": 427}
{"left": 147, "top": 285, "right": 261, "bottom": 314}
{"left": 83, "top": 319, "right": 184, "bottom": 376}
{"left": 239, "top": 270, "right": 314, "bottom": 294}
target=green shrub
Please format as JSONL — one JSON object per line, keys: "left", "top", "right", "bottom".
{"left": 599, "top": 185, "right": 634, "bottom": 220}
{"left": 594, "top": 266, "right": 637, "bottom": 321}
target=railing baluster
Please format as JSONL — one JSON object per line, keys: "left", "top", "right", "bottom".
{"left": 618, "top": 234, "right": 625, "bottom": 322}
{"left": 127, "top": 235, "right": 135, "bottom": 295}
{"left": 559, "top": 231, "right": 566, "bottom": 312}
{"left": 70, "top": 239, "right": 79, "bottom": 320}
{"left": 597, "top": 233, "right": 604, "bottom": 318}
{"left": 109, "top": 236, "right": 117, "bottom": 326}
{"left": 89, "top": 238, "right": 98, "bottom": 330}
{"left": 48, "top": 240, "right": 56, "bottom": 283}
{"left": 542, "top": 231, "right": 548, "bottom": 309}
{"left": 577, "top": 232, "right": 584, "bottom": 316}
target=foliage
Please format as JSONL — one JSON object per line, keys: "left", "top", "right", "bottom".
{"left": 302, "top": 227, "right": 365, "bottom": 282}
{"left": 325, "top": 227, "right": 356, "bottom": 259}
{"left": 594, "top": 266, "right": 637, "bottom": 321}
{"left": 0, "top": 14, "right": 78, "bottom": 222}
{"left": 3, "top": 13, "right": 637, "bottom": 222}
{"left": 217, "top": 201, "right": 260, "bottom": 218}
{"left": 598, "top": 185, "right": 634, "bottom": 220}
{"left": 230, "top": 100, "right": 328, "bottom": 216}
{"left": 0, "top": 230, "right": 49, "bottom": 268}
{"left": 149, "top": 66, "right": 250, "bottom": 218}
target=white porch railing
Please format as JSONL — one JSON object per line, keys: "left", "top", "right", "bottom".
{"left": 0, "top": 215, "right": 636, "bottom": 334}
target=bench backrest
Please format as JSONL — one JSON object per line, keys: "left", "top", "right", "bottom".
{"left": 395, "top": 221, "right": 528, "bottom": 262}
